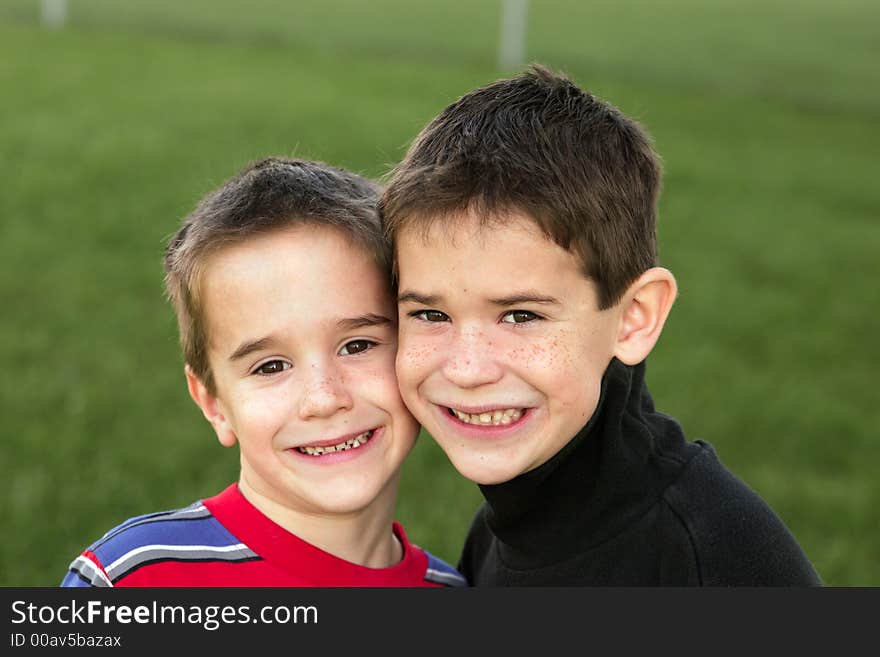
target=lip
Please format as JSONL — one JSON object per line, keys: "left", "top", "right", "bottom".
{"left": 285, "top": 426, "right": 383, "bottom": 464}
{"left": 434, "top": 403, "right": 534, "bottom": 438}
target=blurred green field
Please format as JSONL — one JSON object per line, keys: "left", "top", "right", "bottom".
{"left": 1, "top": 0, "right": 877, "bottom": 586}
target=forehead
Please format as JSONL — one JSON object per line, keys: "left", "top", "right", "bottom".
{"left": 198, "top": 226, "right": 393, "bottom": 340}
{"left": 395, "top": 210, "right": 590, "bottom": 294}
{"left": 201, "top": 225, "right": 384, "bottom": 289}
{"left": 398, "top": 207, "right": 544, "bottom": 248}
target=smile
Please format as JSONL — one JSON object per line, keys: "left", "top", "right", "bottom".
{"left": 296, "top": 429, "right": 375, "bottom": 456}
{"left": 447, "top": 407, "right": 524, "bottom": 426}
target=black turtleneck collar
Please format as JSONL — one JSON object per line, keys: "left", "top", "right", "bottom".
{"left": 477, "top": 358, "right": 695, "bottom": 569}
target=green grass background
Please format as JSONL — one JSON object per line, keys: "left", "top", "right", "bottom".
{"left": 1, "top": 0, "right": 877, "bottom": 586}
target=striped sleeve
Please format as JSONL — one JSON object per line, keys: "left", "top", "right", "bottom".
{"left": 60, "top": 501, "right": 257, "bottom": 587}
{"left": 61, "top": 551, "right": 112, "bottom": 587}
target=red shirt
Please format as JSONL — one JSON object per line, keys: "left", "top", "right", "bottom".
{"left": 62, "top": 484, "right": 465, "bottom": 588}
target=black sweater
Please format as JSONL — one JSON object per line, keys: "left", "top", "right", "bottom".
{"left": 458, "top": 359, "right": 822, "bottom": 586}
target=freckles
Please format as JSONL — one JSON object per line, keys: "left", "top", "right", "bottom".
{"left": 360, "top": 368, "right": 382, "bottom": 381}
{"left": 549, "top": 332, "right": 577, "bottom": 368}
{"left": 505, "top": 341, "right": 558, "bottom": 367}
{"left": 551, "top": 342, "right": 567, "bottom": 368}
{"left": 400, "top": 344, "right": 440, "bottom": 368}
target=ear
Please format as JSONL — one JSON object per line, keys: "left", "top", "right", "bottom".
{"left": 613, "top": 267, "right": 677, "bottom": 366}
{"left": 185, "top": 365, "right": 238, "bottom": 447}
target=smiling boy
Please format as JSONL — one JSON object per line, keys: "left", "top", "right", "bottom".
{"left": 61, "top": 157, "right": 464, "bottom": 587}
{"left": 380, "top": 66, "right": 821, "bottom": 585}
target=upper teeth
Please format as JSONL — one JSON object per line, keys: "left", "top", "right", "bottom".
{"left": 451, "top": 408, "right": 523, "bottom": 426}
{"left": 297, "top": 430, "right": 374, "bottom": 456}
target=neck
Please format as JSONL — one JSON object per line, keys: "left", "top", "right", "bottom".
{"left": 236, "top": 475, "right": 403, "bottom": 569}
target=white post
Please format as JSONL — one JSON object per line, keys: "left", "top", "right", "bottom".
{"left": 498, "top": 0, "right": 529, "bottom": 72}
{"left": 41, "top": 0, "right": 68, "bottom": 29}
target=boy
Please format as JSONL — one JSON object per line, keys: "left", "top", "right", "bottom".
{"left": 61, "top": 157, "right": 465, "bottom": 587}
{"left": 379, "top": 65, "right": 822, "bottom": 586}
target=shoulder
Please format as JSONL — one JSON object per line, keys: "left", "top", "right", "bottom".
{"left": 662, "top": 442, "right": 822, "bottom": 586}
{"left": 393, "top": 522, "right": 468, "bottom": 587}
{"left": 60, "top": 499, "right": 256, "bottom": 587}
{"left": 422, "top": 550, "right": 469, "bottom": 587}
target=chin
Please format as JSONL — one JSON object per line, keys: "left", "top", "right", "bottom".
{"left": 450, "top": 455, "right": 518, "bottom": 486}
{"left": 318, "top": 494, "right": 377, "bottom": 516}
{"left": 312, "top": 482, "right": 380, "bottom": 513}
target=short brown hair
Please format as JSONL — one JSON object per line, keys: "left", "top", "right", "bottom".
{"left": 164, "top": 157, "right": 389, "bottom": 393}
{"left": 379, "top": 64, "right": 662, "bottom": 309}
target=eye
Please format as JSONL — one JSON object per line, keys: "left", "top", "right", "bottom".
{"left": 253, "top": 360, "right": 291, "bottom": 376}
{"left": 501, "top": 310, "right": 541, "bottom": 324}
{"left": 410, "top": 310, "right": 450, "bottom": 323}
{"left": 339, "top": 339, "right": 376, "bottom": 356}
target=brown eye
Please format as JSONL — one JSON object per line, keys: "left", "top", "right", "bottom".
{"left": 501, "top": 310, "right": 539, "bottom": 324}
{"left": 255, "top": 360, "right": 290, "bottom": 375}
{"left": 339, "top": 340, "right": 375, "bottom": 356}
{"left": 413, "top": 310, "right": 449, "bottom": 322}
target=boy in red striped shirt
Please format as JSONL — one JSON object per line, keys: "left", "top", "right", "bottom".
{"left": 62, "top": 157, "right": 464, "bottom": 587}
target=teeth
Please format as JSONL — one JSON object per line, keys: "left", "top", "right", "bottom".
{"left": 451, "top": 408, "right": 523, "bottom": 426}
{"left": 297, "top": 430, "right": 374, "bottom": 456}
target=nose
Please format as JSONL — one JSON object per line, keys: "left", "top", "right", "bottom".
{"left": 441, "top": 326, "right": 504, "bottom": 389}
{"left": 297, "top": 361, "right": 353, "bottom": 420}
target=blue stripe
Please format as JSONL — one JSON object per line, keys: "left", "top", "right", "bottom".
{"left": 93, "top": 501, "right": 210, "bottom": 547}
{"left": 88, "top": 502, "right": 246, "bottom": 568}
{"left": 60, "top": 569, "right": 95, "bottom": 588}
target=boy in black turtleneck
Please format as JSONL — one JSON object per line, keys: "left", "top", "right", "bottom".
{"left": 379, "top": 65, "right": 821, "bottom": 586}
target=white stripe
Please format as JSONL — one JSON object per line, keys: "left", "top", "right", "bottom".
{"left": 105, "top": 543, "right": 251, "bottom": 574}
{"left": 149, "top": 503, "right": 208, "bottom": 520}
{"left": 71, "top": 555, "right": 112, "bottom": 587}
{"left": 98, "top": 503, "right": 209, "bottom": 542}
{"left": 176, "top": 504, "right": 204, "bottom": 512}
{"left": 426, "top": 567, "right": 467, "bottom": 586}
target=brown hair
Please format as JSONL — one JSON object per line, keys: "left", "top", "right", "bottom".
{"left": 164, "top": 157, "right": 389, "bottom": 393}
{"left": 379, "top": 64, "right": 662, "bottom": 309}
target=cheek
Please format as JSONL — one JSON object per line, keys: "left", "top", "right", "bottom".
{"left": 357, "top": 366, "right": 420, "bottom": 436}
{"left": 548, "top": 330, "right": 608, "bottom": 420}
{"left": 504, "top": 333, "right": 575, "bottom": 382}
{"left": 355, "top": 360, "right": 410, "bottom": 409}
{"left": 233, "top": 391, "right": 291, "bottom": 438}
{"left": 395, "top": 337, "right": 441, "bottom": 384}
{"left": 505, "top": 329, "right": 603, "bottom": 411}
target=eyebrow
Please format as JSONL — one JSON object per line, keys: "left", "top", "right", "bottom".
{"left": 229, "top": 337, "right": 276, "bottom": 362}
{"left": 488, "top": 292, "right": 561, "bottom": 307}
{"left": 336, "top": 313, "right": 393, "bottom": 332}
{"left": 398, "top": 289, "right": 560, "bottom": 307}
{"left": 397, "top": 291, "right": 441, "bottom": 305}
